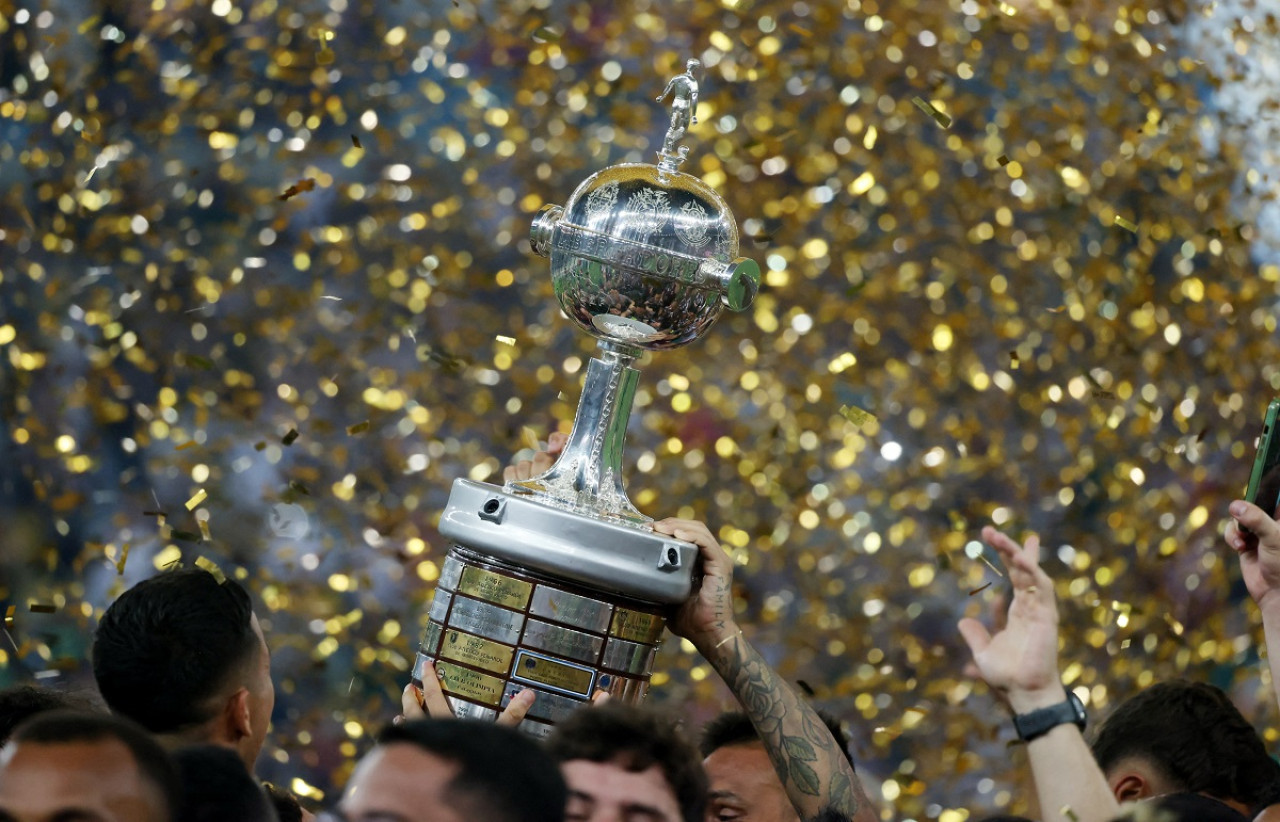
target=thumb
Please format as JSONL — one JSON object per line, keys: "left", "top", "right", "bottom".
{"left": 957, "top": 617, "right": 993, "bottom": 658}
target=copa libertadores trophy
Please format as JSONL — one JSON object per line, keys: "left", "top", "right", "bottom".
{"left": 411, "top": 59, "right": 760, "bottom": 738}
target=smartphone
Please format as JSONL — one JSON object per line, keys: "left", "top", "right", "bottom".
{"left": 1245, "top": 398, "right": 1280, "bottom": 515}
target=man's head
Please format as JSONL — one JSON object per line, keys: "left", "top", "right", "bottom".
{"left": 341, "top": 718, "right": 566, "bottom": 822}
{"left": 0, "top": 709, "right": 180, "bottom": 822}
{"left": 173, "top": 745, "right": 276, "bottom": 822}
{"left": 92, "top": 568, "right": 274, "bottom": 769}
{"left": 0, "top": 685, "right": 92, "bottom": 747}
{"left": 1091, "top": 680, "right": 1280, "bottom": 815}
{"left": 699, "top": 710, "right": 854, "bottom": 822}
{"left": 546, "top": 702, "right": 707, "bottom": 822}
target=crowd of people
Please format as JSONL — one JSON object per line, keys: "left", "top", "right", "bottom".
{"left": 4, "top": 444, "right": 1280, "bottom": 822}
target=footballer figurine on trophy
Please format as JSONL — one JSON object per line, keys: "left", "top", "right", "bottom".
{"left": 410, "top": 58, "right": 761, "bottom": 738}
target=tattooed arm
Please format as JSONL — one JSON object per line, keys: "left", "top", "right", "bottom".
{"left": 657, "top": 519, "right": 876, "bottom": 822}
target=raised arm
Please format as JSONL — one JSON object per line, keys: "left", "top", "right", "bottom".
{"left": 1226, "top": 500, "right": 1280, "bottom": 712}
{"left": 659, "top": 518, "right": 876, "bottom": 822}
{"left": 958, "top": 526, "right": 1119, "bottom": 822}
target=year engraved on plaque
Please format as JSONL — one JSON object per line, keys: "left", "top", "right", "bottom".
{"left": 457, "top": 567, "right": 533, "bottom": 609}
{"left": 439, "top": 629, "right": 515, "bottom": 675}
{"left": 610, "top": 608, "right": 664, "bottom": 643}
{"left": 435, "top": 660, "right": 504, "bottom": 706}
{"left": 511, "top": 650, "right": 596, "bottom": 698}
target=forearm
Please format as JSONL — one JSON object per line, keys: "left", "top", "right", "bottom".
{"left": 1021, "top": 724, "right": 1119, "bottom": 822}
{"left": 1260, "top": 599, "right": 1280, "bottom": 710}
{"left": 1009, "top": 689, "right": 1118, "bottom": 822}
{"left": 699, "top": 628, "right": 876, "bottom": 822}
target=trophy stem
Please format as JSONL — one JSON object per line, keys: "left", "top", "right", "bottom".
{"left": 509, "top": 341, "right": 650, "bottom": 525}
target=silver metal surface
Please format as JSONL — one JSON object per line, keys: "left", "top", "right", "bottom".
{"left": 601, "top": 637, "right": 656, "bottom": 675}
{"left": 428, "top": 590, "right": 452, "bottom": 623}
{"left": 656, "top": 59, "right": 700, "bottom": 169}
{"left": 440, "top": 480, "right": 696, "bottom": 604}
{"left": 419, "top": 621, "right": 443, "bottom": 656}
{"left": 522, "top": 618, "right": 604, "bottom": 665}
{"left": 446, "top": 594, "right": 525, "bottom": 645}
{"left": 503, "top": 683, "right": 585, "bottom": 724}
{"left": 446, "top": 696, "right": 498, "bottom": 722}
{"left": 529, "top": 586, "right": 613, "bottom": 634}
{"left": 438, "top": 555, "right": 464, "bottom": 592}
{"left": 518, "top": 720, "right": 555, "bottom": 741}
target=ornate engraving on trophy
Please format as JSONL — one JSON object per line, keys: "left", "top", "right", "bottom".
{"left": 456, "top": 566, "right": 533, "bottom": 609}
{"left": 435, "top": 660, "right": 505, "bottom": 706}
{"left": 512, "top": 650, "right": 597, "bottom": 698}
{"left": 439, "top": 629, "right": 516, "bottom": 675}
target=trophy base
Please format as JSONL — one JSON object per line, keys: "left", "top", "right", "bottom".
{"left": 413, "top": 548, "right": 669, "bottom": 739}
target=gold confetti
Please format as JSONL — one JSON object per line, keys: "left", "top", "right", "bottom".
{"left": 185, "top": 489, "right": 208, "bottom": 511}
{"left": 969, "top": 582, "right": 993, "bottom": 596}
{"left": 116, "top": 544, "right": 131, "bottom": 575}
{"left": 194, "top": 556, "right": 226, "bottom": 584}
{"left": 496, "top": 335, "right": 516, "bottom": 345}
{"left": 997, "top": 155, "right": 1010, "bottom": 167}
{"left": 175, "top": 441, "right": 197, "bottom": 451}
{"left": 27, "top": 603, "right": 57, "bottom": 614}
{"left": 278, "top": 178, "right": 317, "bottom": 201}
{"left": 1113, "top": 215, "right": 1138, "bottom": 233}
{"left": 347, "top": 420, "right": 371, "bottom": 435}
{"left": 282, "top": 428, "right": 300, "bottom": 446}
{"left": 3, "top": 606, "right": 13, "bottom": 629}
{"left": 1009, "top": 351, "right": 1019, "bottom": 370}
{"left": 911, "top": 96, "right": 952, "bottom": 128}
{"left": 521, "top": 426, "right": 542, "bottom": 451}
{"left": 351, "top": 134, "right": 363, "bottom": 149}
{"left": 838, "top": 404, "right": 877, "bottom": 428}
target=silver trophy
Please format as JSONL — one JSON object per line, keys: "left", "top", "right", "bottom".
{"left": 411, "top": 60, "right": 760, "bottom": 737}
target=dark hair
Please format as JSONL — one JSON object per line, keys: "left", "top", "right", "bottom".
{"left": 1108, "top": 792, "right": 1250, "bottom": 822}
{"left": 699, "top": 709, "right": 856, "bottom": 770}
{"left": 0, "top": 685, "right": 92, "bottom": 746}
{"left": 376, "top": 718, "right": 566, "bottom": 822}
{"left": 1091, "top": 680, "right": 1280, "bottom": 814}
{"left": 11, "top": 709, "right": 181, "bottom": 819}
{"left": 173, "top": 745, "right": 277, "bottom": 822}
{"left": 92, "top": 568, "right": 260, "bottom": 733}
{"left": 546, "top": 702, "right": 707, "bottom": 822}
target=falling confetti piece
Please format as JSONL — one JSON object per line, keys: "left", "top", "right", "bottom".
{"left": 289, "top": 480, "right": 311, "bottom": 496}
{"left": 1113, "top": 215, "right": 1138, "bottom": 232}
{"left": 969, "top": 582, "right": 993, "bottom": 596}
{"left": 278, "top": 178, "right": 317, "bottom": 201}
{"left": 532, "top": 26, "right": 561, "bottom": 42}
{"left": 28, "top": 604, "right": 57, "bottom": 614}
{"left": 282, "top": 428, "right": 300, "bottom": 446}
{"left": 496, "top": 335, "right": 516, "bottom": 345}
{"left": 175, "top": 441, "right": 197, "bottom": 451}
{"left": 838, "top": 404, "right": 877, "bottom": 429}
{"left": 347, "top": 420, "right": 371, "bottom": 435}
{"left": 997, "top": 155, "right": 1011, "bottom": 166}
{"left": 351, "top": 134, "right": 363, "bottom": 149}
{"left": 911, "top": 96, "right": 952, "bottom": 128}
{"left": 185, "top": 489, "right": 208, "bottom": 510}
{"left": 171, "top": 530, "right": 202, "bottom": 543}
{"left": 197, "top": 518, "right": 212, "bottom": 542}
{"left": 521, "top": 426, "right": 542, "bottom": 451}
{"left": 116, "top": 544, "right": 131, "bottom": 575}
{"left": 1061, "top": 807, "right": 1080, "bottom": 822}
{"left": 978, "top": 554, "right": 1006, "bottom": 577}
{"left": 195, "top": 556, "right": 226, "bottom": 583}
{"left": 3, "top": 606, "right": 14, "bottom": 629}
{"left": 1009, "top": 351, "right": 1019, "bottom": 370}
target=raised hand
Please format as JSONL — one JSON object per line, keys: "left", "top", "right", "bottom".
{"left": 957, "top": 526, "right": 1063, "bottom": 713}
{"left": 397, "top": 661, "right": 534, "bottom": 727}
{"left": 656, "top": 518, "right": 738, "bottom": 651}
{"left": 1226, "top": 499, "right": 1280, "bottom": 612}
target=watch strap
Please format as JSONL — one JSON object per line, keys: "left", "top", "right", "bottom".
{"left": 1012, "top": 691, "right": 1087, "bottom": 742}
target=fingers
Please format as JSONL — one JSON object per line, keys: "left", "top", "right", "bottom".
{"left": 497, "top": 689, "right": 535, "bottom": 727}
{"left": 653, "top": 518, "right": 717, "bottom": 549}
{"left": 530, "top": 449, "right": 556, "bottom": 476}
{"left": 401, "top": 683, "right": 427, "bottom": 720}
{"left": 590, "top": 689, "right": 611, "bottom": 706}
{"left": 981, "top": 526, "right": 1047, "bottom": 589}
{"left": 957, "top": 617, "right": 992, "bottom": 657}
{"left": 418, "top": 661, "right": 454, "bottom": 718}
{"left": 1231, "top": 500, "right": 1280, "bottom": 544}
{"left": 1225, "top": 519, "right": 1250, "bottom": 553}
{"left": 547, "top": 431, "right": 568, "bottom": 453}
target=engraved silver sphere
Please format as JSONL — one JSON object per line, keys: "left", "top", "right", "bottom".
{"left": 530, "top": 163, "right": 760, "bottom": 351}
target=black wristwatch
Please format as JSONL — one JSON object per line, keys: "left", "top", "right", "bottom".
{"left": 1012, "top": 690, "right": 1087, "bottom": 742}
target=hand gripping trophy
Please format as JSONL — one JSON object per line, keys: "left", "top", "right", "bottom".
{"left": 410, "top": 61, "right": 761, "bottom": 739}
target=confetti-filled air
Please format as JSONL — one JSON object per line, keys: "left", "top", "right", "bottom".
{"left": 1, "top": 0, "right": 1278, "bottom": 817}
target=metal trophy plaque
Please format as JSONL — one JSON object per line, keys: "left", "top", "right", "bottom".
{"left": 411, "top": 59, "right": 760, "bottom": 738}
